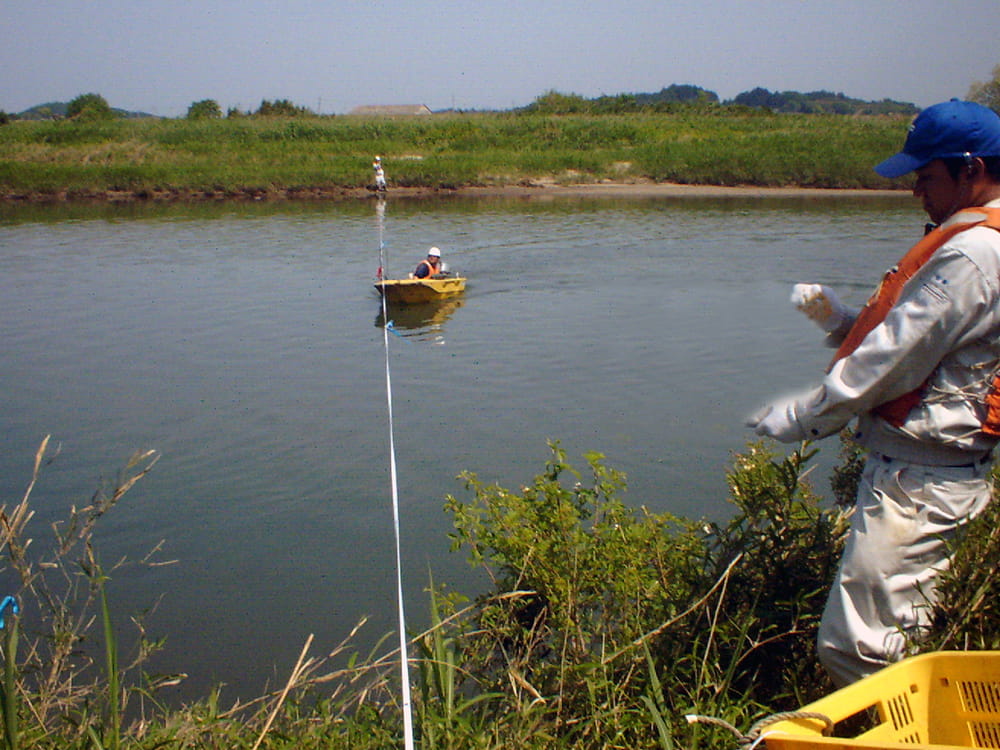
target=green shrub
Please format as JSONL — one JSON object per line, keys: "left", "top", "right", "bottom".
{"left": 443, "top": 440, "right": 850, "bottom": 747}
{"left": 186, "top": 99, "right": 222, "bottom": 120}
{"left": 66, "top": 93, "right": 116, "bottom": 121}
{"left": 255, "top": 99, "right": 312, "bottom": 117}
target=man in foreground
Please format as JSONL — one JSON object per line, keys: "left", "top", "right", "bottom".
{"left": 748, "top": 99, "right": 1000, "bottom": 686}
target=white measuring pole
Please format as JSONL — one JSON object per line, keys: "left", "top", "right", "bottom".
{"left": 376, "top": 198, "right": 416, "bottom": 750}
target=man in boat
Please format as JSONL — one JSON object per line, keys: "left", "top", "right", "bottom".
{"left": 747, "top": 99, "right": 1000, "bottom": 686}
{"left": 412, "top": 246, "right": 443, "bottom": 279}
{"left": 373, "top": 155, "right": 387, "bottom": 192}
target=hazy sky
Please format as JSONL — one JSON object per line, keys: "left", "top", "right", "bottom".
{"left": 2, "top": 0, "right": 997, "bottom": 117}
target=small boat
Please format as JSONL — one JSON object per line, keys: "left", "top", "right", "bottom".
{"left": 374, "top": 275, "right": 467, "bottom": 304}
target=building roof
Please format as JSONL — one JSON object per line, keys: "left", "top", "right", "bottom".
{"left": 349, "top": 104, "right": 433, "bottom": 116}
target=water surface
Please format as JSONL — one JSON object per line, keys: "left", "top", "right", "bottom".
{"left": 0, "top": 192, "right": 916, "bottom": 702}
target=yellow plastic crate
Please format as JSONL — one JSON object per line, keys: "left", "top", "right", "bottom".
{"left": 765, "top": 652, "right": 1000, "bottom": 750}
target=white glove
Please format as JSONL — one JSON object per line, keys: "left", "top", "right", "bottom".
{"left": 790, "top": 283, "right": 850, "bottom": 333}
{"left": 746, "top": 396, "right": 808, "bottom": 442}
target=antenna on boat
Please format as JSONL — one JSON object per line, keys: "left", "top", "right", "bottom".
{"left": 376, "top": 196, "right": 416, "bottom": 750}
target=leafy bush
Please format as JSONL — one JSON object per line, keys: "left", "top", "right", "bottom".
{"left": 66, "top": 93, "right": 115, "bottom": 121}
{"left": 967, "top": 63, "right": 1000, "bottom": 112}
{"left": 255, "top": 99, "right": 312, "bottom": 117}
{"left": 443, "top": 440, "right": 849, "bottom": 747}
{"left": 186, "top": 99, "right": 222, "bottom": 119}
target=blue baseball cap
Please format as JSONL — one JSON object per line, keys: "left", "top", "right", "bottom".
{"left": 874, "top": 99, "right": 1000, "bottom": 178}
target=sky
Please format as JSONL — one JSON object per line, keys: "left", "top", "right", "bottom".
{"left": 2, "top": 0, "right": 997, "bottom": 118}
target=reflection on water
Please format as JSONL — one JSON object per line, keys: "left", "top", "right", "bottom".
{"left": 375, "top": 297, "right": 465, "bottom": 342}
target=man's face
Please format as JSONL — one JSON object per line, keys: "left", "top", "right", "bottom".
{"left": 913, "top": 159, "right": 965, "bottom": 225}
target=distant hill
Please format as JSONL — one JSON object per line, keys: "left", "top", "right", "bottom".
{"left": 636, "top": 84, "right": 721, "bottom": 106}
{"left": 729, "top": 88, "right": 918, "bottom": 115}
{"left": 15, "top": 101, "right": 159, "bottom": 120}
{"left": 517, "top": 85, "right": 918, "bottom": 115}
{"left": 518, "top": 85, "right": 721, "bottom": 114}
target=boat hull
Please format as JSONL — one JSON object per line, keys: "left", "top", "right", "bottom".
{"left": 374, "top": 277, "right": 466, "bottom": 304}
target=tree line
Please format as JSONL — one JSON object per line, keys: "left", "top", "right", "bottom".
{"left": 5, "top": 94, "right": 316, "bottom": 122}
{"left": 3, "top": 66, "right": 999, "bottom": 124}
{"left": 519, "top": 84, "right": 919, "bottom": 115}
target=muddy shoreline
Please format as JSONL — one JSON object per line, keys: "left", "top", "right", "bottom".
{"left": 2, "top": 181, "right": 905, "bottom": 204}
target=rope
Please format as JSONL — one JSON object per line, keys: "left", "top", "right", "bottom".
{"left": 376, "top": 198, "right": 416, "bottom": 750}
{"left": 0, "top": 596, "right": 18, "bottom": 630}
{"left": 686, "top": 710, "right": 834, "bottom": 748}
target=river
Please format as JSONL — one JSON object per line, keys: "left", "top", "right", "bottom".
{"left": 0, "top": 191, "right": 915, "bottom": 704}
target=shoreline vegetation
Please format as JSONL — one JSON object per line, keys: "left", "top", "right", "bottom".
{"left": 0, "top": 109, "right": 913, "bottom": 204}
{"left": 5, "top": 436, "right": 1000, "bottom": 749}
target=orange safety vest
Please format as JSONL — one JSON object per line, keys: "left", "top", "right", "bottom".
{"left": 416, "top": 259, "right": 440, "bottom": 277}
{"left": 830, "top": 207, "right": 1000, "bottom": 432}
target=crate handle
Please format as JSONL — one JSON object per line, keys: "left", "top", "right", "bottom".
{"left": 687, "top": 711, "right": 835, "bottom": 744}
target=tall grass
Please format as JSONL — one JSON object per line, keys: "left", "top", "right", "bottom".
{"left": 0, "top": 110, "right": 908, "bottom": 198}
{"left": 0, "top": 437, "right": 407, "bottom": 748}
{"left": 0, "top": 598, "right": 19, "bottom": 750}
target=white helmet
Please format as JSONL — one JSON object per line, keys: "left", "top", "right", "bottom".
{"left": 427, "top": 246, "right": 441, "bottom": 257}
{"left": 375, "top": 155, "right": 381, "bottom": 161}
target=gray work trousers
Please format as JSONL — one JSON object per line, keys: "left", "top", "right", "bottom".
{"left": 817, "top": 452, "right": 992, "bottom": 687}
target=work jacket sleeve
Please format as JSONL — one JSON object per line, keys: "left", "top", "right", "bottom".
{"left": 790, "top": 245, "right": 996, "bottom": 440}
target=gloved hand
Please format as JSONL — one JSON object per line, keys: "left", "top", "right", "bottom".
{"left": 790, "top": 283, "right": 851, "bottom": 333}
{"left": 746, "top": 396, "right": 808, "bottom": 442}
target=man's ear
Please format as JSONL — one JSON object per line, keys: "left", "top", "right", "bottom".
{"left": 964, "top": 155, "right": 984, "bottom": 179}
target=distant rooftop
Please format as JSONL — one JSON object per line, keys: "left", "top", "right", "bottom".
{"left": 349, "top": 104, "right": 433, "bottom": 116}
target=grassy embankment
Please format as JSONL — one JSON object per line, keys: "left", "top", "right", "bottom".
{"left": 0, "top": 109, "right": 908, "bottom": 200}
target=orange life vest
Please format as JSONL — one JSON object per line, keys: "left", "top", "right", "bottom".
{"left": 416, "top": 259, "right": 440, "bottom": 277}
{"left": 830, "top": 207, "right": 1000, "bottom": 432}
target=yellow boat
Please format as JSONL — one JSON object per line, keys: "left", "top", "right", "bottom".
{"left": 374, "top": 275, "right": 467, "bottom": 304}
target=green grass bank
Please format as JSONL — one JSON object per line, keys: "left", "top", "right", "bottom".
{"left": 0, "top": 109, "right": 910, "bottom": 201}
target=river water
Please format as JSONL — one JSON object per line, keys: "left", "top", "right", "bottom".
{"left": 1, "top": 191, "right": 915, "bottom": 704}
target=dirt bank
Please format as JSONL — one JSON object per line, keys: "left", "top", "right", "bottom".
{"left": 1, "top": 181, "right": 905, "bottom": 204}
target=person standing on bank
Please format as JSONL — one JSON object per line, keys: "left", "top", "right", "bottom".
{"left": 747, "top": 99, "right": 1000, "bottom": 687}
{"left": 412, "top": 246, "right": 442, "bottom": 278}
{"left": 373, "top": 155, "right": 387, "bottom": 192}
